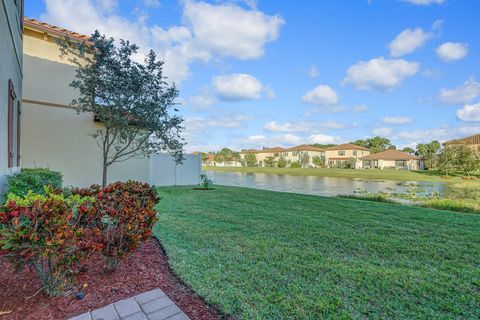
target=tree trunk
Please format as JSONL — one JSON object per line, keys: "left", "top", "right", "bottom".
{"left": 102, "top": 159, "right": 108, "bottom": 188}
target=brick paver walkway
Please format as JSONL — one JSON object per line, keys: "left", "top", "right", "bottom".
{"left": 69, "top": 289, "right": 189, "bottom": 320}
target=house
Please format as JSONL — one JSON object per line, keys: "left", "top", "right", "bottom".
{"left": 1, "top": 0, "right": 24, "bottom": 196}
{"left": 203, "top": 153, "right": 242, "bottom": 167}
{"left": 360, "top": 149, "right": 424, "bottom": 170}
{"left": 282, "top": 145, "right": 325, "bottom": 167}
{"left": 239, "top": 145, "right": 325, "bottom": 167}
{"left": 19, "top": 17, "right": 200, "bottom": 187}
{"left": 325, "top": 143, "right": 370, "bottom": 168}
{"left": 443, "top": 134, "right": 480, "bottom": 155}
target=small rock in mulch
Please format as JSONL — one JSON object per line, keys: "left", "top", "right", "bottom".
{"left": 0, "top": 239, "right": 219, "bottom": 320}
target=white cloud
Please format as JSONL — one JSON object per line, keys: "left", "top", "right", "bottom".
{"left": 264, "top": 120, "right": 347, "bottom": 133}
{"left": 457, "top": 103, "right": 480, "bottom": 122}
{"left": 353, "top": 104, "right": 368, "bottom": 113}
{"left": 301, "top": 85, "right": 338, "bottom": 106}
{"left": 382, "top": 116, "right": 413, "bottom": 124}
{"left": 189, "top": 93, "right": 215, "bottom": 111}
{"left": 373, "top": 127, "right": 393, "bottom": 136}
{"left": 401, "top": 0, "right": 445, "bottom": 5}
{"left": 438, "top": 77, "right": 480, "bottom": 104}
{"left": 307, "top": 134, "right": 342, "bottom": 145}
{"left": 307, "top": 65, "right": 320, "bottom": 78}
{"left": 239, "top": 133, "right": 341, "bottom": 149}
{"left": 212, "top": 73, "right": 270, "bottom": 101}
{"left": 344, "top": 57, "right": 419, "bottom": 90}
{"left": 388, "top": 28, "right": 431, "bottom": 57}
{"left": 183, "top": 0, "right": 284, "bottom": 59}
{"left": 436, "top": 42, "right": 468, "bottom": 62}
{"left": 397, "top": 125, "right": 480, "bottom": 144}
{"left": 143, "top": 0, "right": 160, "bottom": 8}
{"left": 42, "top": 0, "right": 284, "bottom": 83}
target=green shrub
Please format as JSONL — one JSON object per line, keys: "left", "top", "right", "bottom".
{"left": 290, "top": 162, "right": 301, "bottom": 168}
{"left": 6, "top": 168, "right": 62, "bottom": 197}
{"left": 199, "top": 174, "right": 213, "bottom": 189}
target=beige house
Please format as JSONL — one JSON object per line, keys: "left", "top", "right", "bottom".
{"left": 325, "top": 143, "right": 370, "bottom": 168}
{"left": 443, "top": 134, "right": 480, "bottom": 155}
{"left": 360, "top": 149, "right": 424, "bottom": 170}
{"left": 239, "top": 145, "right": 325, "bottom": 167}
{"left": 282, "top": 145, "right": 325, "bottom": 167}
{"left": 1, "top": 0, "right": 23, "bottom": 196}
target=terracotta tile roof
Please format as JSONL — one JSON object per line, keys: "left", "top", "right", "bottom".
{"left": 24, "top": 17, "right": 90, "bottom": 42}
{"left": 443, "top": 134, "right": 480, "bottom": 146}
{"left": 240, "top": 149, "right": 260, "bottom": 154}
{"left": 326, "top": 143, "right": 370, "bottom": 151}
{"left": 360, "top": 149, "right": 420, "bottom": 161}
{"left": 286, "top": 144, "right": 325, "bottom": 152}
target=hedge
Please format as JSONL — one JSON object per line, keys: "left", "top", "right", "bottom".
{"left": 6, "top": 168, "right": 63, "bottom": 197}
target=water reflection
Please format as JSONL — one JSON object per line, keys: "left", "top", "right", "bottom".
{"left": 205, "top": 171, "right": 448, "bottom": 197}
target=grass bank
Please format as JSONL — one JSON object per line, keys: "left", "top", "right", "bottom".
{"left": 154, "top": 186, "right": 480, "bottom": 319}
{"left": 203, "top": 166, "right": 480, "bottom": 183}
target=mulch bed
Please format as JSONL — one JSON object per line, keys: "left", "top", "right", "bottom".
{"left": 0, "top": 238, "right": 220, "bottom": 320}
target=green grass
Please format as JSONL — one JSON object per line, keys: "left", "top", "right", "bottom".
{"left": 154, "top": 186, "right": 480, "bottom": 319}
{"left": 420, "top": 198, "right": 480, "bottom": 214}
{"left": 203, "top": 166, "right": 480, "bottom": 183}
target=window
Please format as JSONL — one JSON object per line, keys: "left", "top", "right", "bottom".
{"left": 396, "top": 160, "right": 407, "bottom": 167}
{"left": 8, "top": 80, "right": 16, "bottom": 168}
{"left": 16, "top": 101, "right": 21, "bottom": 166}
{"left": 292, "top": 151, "right": 298, "bottom": 156}
{"left": 338, "top": 150, "right": 345, "bottom": 156}
{"left": 353, "top": 150, "right": 357, "bottom": 156}
{"left": 364, "top": 160, "right": 371, "bottom": 167}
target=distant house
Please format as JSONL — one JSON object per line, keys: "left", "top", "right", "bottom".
{"left": 360, "top": 149, "right": 424, "bottom": 170}
{"left": 203, "top": 153, "right": 242, "bottom": 167}
{"left": 443, "top": 134, "right": 480, "bottom": 155}
{"left": 239, "top": 145, "right": 325, "bottom": 167}
{"left": 1, "top": 0, "right": 24, "bottom": 196}
{"left": 325, "top": 144, "right": 370, "bottom": 168}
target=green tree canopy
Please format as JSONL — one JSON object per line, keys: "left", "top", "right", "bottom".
{"left": 352, "top": 136, "right": 395, "bottom": 153}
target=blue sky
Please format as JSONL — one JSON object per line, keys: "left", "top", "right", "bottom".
{"left": 25, "top": 0, "right": 480, "bottom": 152}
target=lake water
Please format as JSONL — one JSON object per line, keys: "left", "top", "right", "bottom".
{"left": 205, "top": 171, "right": 449, "bottom": 197}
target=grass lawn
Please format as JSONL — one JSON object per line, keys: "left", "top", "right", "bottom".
{"left": 154, "top": 186, "right": 480, "bottom": 319}
{"left": 203, "top": 166, "right": 480, "bottom": 183}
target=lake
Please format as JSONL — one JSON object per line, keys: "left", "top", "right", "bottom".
{"left": 205, "top": 170, "right": 449, "bottom": 197}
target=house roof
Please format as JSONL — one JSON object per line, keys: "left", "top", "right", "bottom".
{"left": 240, "top": 149, "right": 260, "bottom": 154}
{"left": 286, "top": 144, "right": 325, "bottom": 152}
{"left": 360, "top": 149, "right": 420, "bottom": 161}
{"left": 326, "top": 143, "right": 370, "bottom": 151}
{"left": 24, "top": 17, "right": 90, "bottom": 42}
{"left": 443, "top": 134, "right": 480, "bottom": 146}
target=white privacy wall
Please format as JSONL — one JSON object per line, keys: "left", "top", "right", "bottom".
{"left": 149, "top": 154, "right": 201, "bottom": 186}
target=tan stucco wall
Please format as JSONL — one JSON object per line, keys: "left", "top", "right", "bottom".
{"left": 21, "top": 102, "right": 149, "bottom": 187}
{"left": 325, "top": 149, "right": 370, "bottom": 160}
{"left": 362, "top": 159, "right": 424, "bottom": 170}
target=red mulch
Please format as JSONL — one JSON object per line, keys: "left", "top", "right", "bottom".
{"left": 0, "top": 238, "right": 220, "bottom": 320}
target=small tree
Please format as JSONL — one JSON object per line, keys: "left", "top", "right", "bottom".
{"left": 244, "top": 153, "right": 257, "bottom": 167}
{"left": 299, "top": 153, "right": 310, "bottom": 168}
{"left": 457, "top": 145, "right": 479, "bottom": 176}
{"left": 312, "top": 156, "right": 325, "bottom": 168}
{"left": 277, "top": 156, "right": 287, "bottom": 168}
{"left": 437, "top": 147, "right": 457, "bottom": 176}
{"left": 402, "top": 147, "right": 415, "bottom": 154}
{"left": 416, "top": 141, "right": 441, "bottom": 170}
{"left": 60, "top": 32, "right": 184, "bottom": 187}
{"left": 264, "top": 156, "right": 275, "bottom": 167}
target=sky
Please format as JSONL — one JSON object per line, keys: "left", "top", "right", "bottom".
{"left": 25, "top": 0, "right": 480, "bottom": 152}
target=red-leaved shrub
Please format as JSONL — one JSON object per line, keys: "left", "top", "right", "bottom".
{"left": 73, "top": 180, "right": 159, "bottom": 272}
{"left": 0, "top": 193, "right": 97, "bottom": 296}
